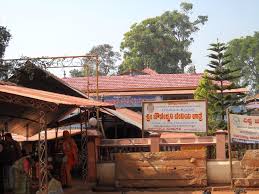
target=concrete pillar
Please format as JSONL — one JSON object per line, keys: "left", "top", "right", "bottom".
{"left": 216, "top": 130, "right": 227, "bottom": 160}
{"left": 94, "top": 135, "right": 101, "bottom": 161}
{"left": 87, "top": 136, "right": 96, "bottom": 182}
{"left": 87, "top": 130, "right": 102, "bottom": 182}
{"left": 150, "top": 132, "right": 161, "bottom": 152}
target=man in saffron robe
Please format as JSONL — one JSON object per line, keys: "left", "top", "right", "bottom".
{"left": 61, "top": 130, "right": 78, "bottom": 187}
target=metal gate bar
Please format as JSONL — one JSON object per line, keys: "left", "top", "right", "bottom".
{"left": 80, "top": 108, "right": 88, "bottom": 180}
{"left": 38, "top": 111, "right": 48, "bottom": 193}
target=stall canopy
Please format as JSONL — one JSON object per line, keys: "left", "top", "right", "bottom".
{"left": 9, "top": 61, "right": 88, "bottom": 98}
{"left": 0, "top": 81, "right": 112, "bottom": 137}
{"left": 11, "top": 128, "right": 101, "bottom": 142}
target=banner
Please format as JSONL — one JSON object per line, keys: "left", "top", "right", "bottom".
{"left": 229, "top": 114, "right": 259, "bottom": 143}
{"left": 142, "top": 100, "right": 207, "bottom": 133}
{"left": 246, "top": 101, "right": 259, "bottom": 109}
{"left": 94, "top": 95, "right": 163, "bottom": 108}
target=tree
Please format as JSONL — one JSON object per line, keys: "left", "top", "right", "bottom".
{"left": 186, "top": 65, "right": 196, "bottom": 74}
{"left": 0, "top": 26, "right": 11, "bottom": 58}
{"left": 206, "top": 41, "right": 246, "bottom": 129}
{"left": 0, "top": 26, "right": 12, "bottom": 80}
{"left": 194, "top": 72, "right": 219, "bottom": 134}
{"left": 119, "top": 2, "right": 208, "bottom": 74}
{"left": 226, "top": 32, "right": 259, "bottom": 94}
{"left": 90, "top": 44, "right": 120, "bottom": 75}
{"left": 69, "top": 44, "right": 120, "bottom": 77}
{"left": 69, "top": 60, "right": 96, "bottom": 77}
{"left": 69, "top": 69, "right": 85, "bottom": 77}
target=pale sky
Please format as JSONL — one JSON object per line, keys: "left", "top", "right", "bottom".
{"left": 1, "top": 0, "right": 259, "bottom": 77}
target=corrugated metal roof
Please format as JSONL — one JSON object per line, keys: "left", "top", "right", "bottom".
{"left": 0, "top": 82, "right": 112, "bottom": 137}
{"left": 100, "top": 108, "right": 198, "bottom": 138}
{"left": 0, "top": 84, "right": 112, "bottom": 107}
{"left": 12, "top": 129, "right": 100, "bottom": 142}
{"left": 28, "top": 129, "right": 81, "bottom": 141}
{"left": 9, "top": 61, "right": 89, "bottom": 98}
{"left": 10, "top": 133, "right": 28, "bottom": 142}
{"left": 101, "top": 108, "right": 142, "bottom": 129}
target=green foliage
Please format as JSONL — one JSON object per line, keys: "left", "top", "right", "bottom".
{"left": 0, "top": 26, "right": 11, "bottom": 58}
{"left": 194, "top": 72, "right": 214, "bottom": 100}
{"left": 206, "top": 41, "right": 246, "bottom": 130}
{"left": 0, "top": 26, "right": 12, "bottom": 80}
{"left": 226, "top": 32, "right": 259, "bottom": 94}
{"left": 90, "top": 44, "right": 120, "bottom": 75}
{"left": 119, "top": 2, "right": 208, "bottom": 74}
{"left": 186, "top": 65, "right": 196, "bottom": 73}
{"left": 69, "top": 69, "right": 85, "bottom": 77}
{"left": 69, "top": 44, "right": 120, "bottom": 77}
{"left": 194, "top": 72, "right": 219, "bottom": 134}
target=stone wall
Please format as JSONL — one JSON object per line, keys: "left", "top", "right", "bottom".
{"left": 234, "top": 150, "right": 259, "bottom": 187}
{"left": 96, "top": 163, "right": 115, "bottom": 186}
{"left": 207, "top": 160, "right": 243, "bottom": 184}
{"left": 114, "top": 150, "right": 207, "bottom": 188}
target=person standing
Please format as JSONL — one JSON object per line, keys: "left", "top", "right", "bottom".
{"left": 13, "top": 150, "right": 31, "bottom": 194}
{"left": 60, "top": 130, "right": 78, "bottom": 187}
{"left": 4, "top": 133, "right": 22, "bottom": 191}
{"left": 0, "top": 140, "right": 7, "bottom": 193}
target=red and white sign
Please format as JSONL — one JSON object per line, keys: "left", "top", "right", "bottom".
{"left": 230, "top": 114, "right": 259, "bottom": 143}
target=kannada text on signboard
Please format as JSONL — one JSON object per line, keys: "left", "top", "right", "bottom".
{"left": 142, "top": 100, "right": 207, "bottom": 133}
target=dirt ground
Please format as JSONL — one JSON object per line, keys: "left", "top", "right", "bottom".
{"left": 63, "top": 184, "right": 259, "bottom": 194}
{"left": 63, "top": 180, "right": 259, "bottom": 194}
{"left": 64, "top": 190, "right": 259, "bottom": 194}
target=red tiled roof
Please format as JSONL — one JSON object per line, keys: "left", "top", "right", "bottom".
{"left": 63, "top": 73, "right": 204, "bottom": 92}
{"left": 0, "top": 81, "right": 16, "bottom": 86}
{"left": 89, "top": 88, "right": 246, "bottom": 97}
{"left": 142, "top": 68, "right": 158, "bottom": 75}
{"left": 246, "top": 94, "right": 259, "bottom": 102}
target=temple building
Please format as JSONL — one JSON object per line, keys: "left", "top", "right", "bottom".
{"left": 63, "top": 68, "right": 246, "bottom": 111}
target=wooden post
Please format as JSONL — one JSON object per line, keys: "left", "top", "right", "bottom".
{"left": 216, "top": 129, "right": 227, "bottom": 160}
{"left": 150, "top": 132, "right": 160, "bottom": 152}
{"left": 227, "top": 109, "right": 233, "bottom": 188}
{"left": 142, "top": 102, "right": 144, "bottom": 138}
{"left": 26, "top": 124, "right": 29, "bottom": 141}
{"left": 96, "top": 56, "right": 99, "bottom": 100}
{"left": 115, "top": 117, "right": 118, "bottom": 139}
